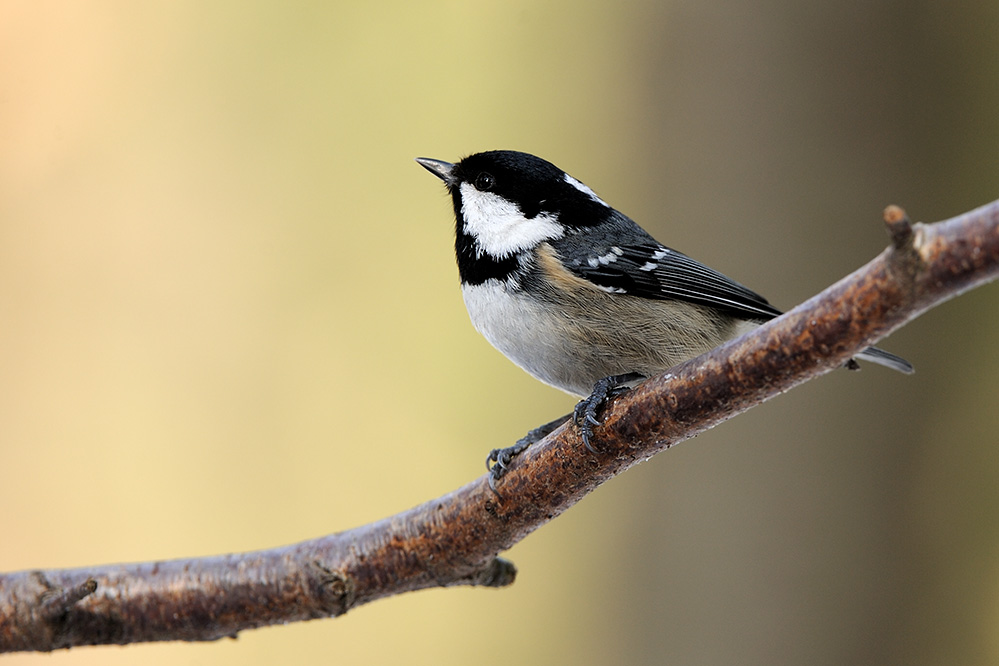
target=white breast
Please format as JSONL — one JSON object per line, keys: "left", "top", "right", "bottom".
{"left": 461, "top": 279, "right": 586, "bottom": 394}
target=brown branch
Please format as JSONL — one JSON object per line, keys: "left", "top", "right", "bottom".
{"left": 2, "top": 199, "right": 998, "bottom": 653}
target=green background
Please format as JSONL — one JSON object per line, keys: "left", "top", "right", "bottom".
{"left": 2, "top": 2, "right": 998, "bottom": 664}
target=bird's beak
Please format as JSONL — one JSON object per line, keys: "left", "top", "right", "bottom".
{"left": 415, "top": 157, "right": 455, "bottom": 186}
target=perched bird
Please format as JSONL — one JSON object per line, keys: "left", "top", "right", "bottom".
{"left": 416, "top": 150, "right": 912, "bottom": 480}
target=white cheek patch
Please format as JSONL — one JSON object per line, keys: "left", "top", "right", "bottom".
{"left": 564, "top": 174, "right": 608, "bottom": 207}
{"left": 460, "top": 182, "right": 565, "bottom": 258}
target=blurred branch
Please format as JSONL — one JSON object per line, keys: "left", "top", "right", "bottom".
{"left": 2, "top": 199, "right": 999, "bottom": 653}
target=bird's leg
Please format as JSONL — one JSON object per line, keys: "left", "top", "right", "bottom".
{"left": 485, "top": 372, "right": 645, "bottom": 490}
{"left": 487, "top": 414, "right": 572, "bottom": 488}
{"left": 573, "top": 372, "right": 646, "bottom": 452}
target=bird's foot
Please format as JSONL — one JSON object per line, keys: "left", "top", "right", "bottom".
{"left": 573, "top": 373, "right": 645, "bottom": 452}
{"left": 486, "top": 414, "right": 572, "bottom": 490}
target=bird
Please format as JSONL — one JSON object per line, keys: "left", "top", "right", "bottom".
{"left": 416, "top": 150, "right": 912, "bottom": 482}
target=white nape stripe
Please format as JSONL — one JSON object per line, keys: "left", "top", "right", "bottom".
{"left": 564, "top": 174, "right": 608, "bottom": 206}
{"left": 459, "top": 182, "right": 564, "bottom": 258}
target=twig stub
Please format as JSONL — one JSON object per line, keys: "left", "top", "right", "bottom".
{"left": 883, "top": 204, "right": 913, "bottom": 249}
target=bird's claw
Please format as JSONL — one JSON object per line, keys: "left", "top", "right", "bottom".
{"left": 573, "top": 372, "right": 645, "bottom": 453}
{"left": 485, "top": 414, "right": 573, "bottom": 492}
{"left": 486, "top": 443, "right": 529, "bottom": 492}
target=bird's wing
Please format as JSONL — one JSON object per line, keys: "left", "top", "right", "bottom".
{"left": 559, "top": 240, "right": 783, "bottom": 321}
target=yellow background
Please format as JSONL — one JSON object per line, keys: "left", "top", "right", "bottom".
{"left": 2, "top": 2, "right": 998, "bottom": 664}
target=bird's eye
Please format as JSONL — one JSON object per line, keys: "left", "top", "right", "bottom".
{"left": 474, "top": 172, "right": 495, "bottom": 192}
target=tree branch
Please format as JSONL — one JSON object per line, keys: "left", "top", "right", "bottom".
{"left": 2, "top": 199, "right": 998, "bottom": 653}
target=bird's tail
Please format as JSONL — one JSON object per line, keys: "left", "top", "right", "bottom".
{"left": 855, "top": 346, "right": 914, "bottom": 374}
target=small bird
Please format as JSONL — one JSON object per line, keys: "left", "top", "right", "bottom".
{"left": 416, "top": 150, "right": 912, "bottom": 481}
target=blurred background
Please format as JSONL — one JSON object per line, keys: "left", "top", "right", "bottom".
{"left": 2, "top": 2, "right": 998, "bottom": 664}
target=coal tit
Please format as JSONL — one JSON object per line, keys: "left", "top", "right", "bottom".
{"left": 416, "top": 150, "right": 912, "bottom": 480}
